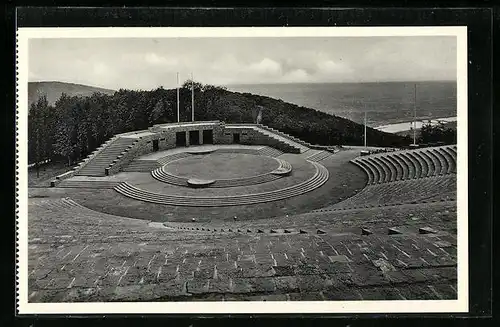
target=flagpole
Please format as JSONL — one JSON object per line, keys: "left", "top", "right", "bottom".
{"left": 413, "top": 83, "right": 417, "bottom": 145}
{"left": 191, "top": 73, "right": 195, "bottom": 122}
{"left": 364, "top": 111, "right": 367, "bottom": 148}
{"left": 176, "top": 72, "right": 180, "bottom": 123}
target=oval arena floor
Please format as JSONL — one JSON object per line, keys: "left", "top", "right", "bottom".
{"left": 27, "top": 144, "right": 458, "bottom": 302}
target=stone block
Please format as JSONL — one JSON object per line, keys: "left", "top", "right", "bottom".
{"left": 322, "top": 286, "right": 361, "bottom": 301}
{"left": 297, "top": 274, "right": 331, "bottom": 292}
{"left": 388, "top": 227, "right": 402, "bottom": 235}
{"left": 361, "top": 228, "right": 373, "bottom": 235}
{"left": 272, "top": 265, "right": 295, "bottom": 276}
{"left": 294, "top": 264, "right": 323, "bottom": 275}
{"left": 231, "top": 278, "right": 254, "bottom": 293}
{"left": 248, "top": 277, "right": 276, "bottom": 293}
{"left": 274, "top": 276, "right": 299, "bottom": 292}
{"left": 419, "top": 227, "right": 438, "bottom": 234}
{"left": 187, "top": 278, "right": 210, "bottom": 294}
{"left": 328, "top": 255, "right": 352, "bottom": 263}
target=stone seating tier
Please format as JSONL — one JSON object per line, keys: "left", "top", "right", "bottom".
{"left": 28, "top": 197, "right": 457, "bottom": 302}
{"left": 121, "top": 160, "right": 161, "bottom": 172}
{"left": 319, "top": 175, "right": 456, "bottom": 211}
{"left": 56, "top": 180, "right": 121, "bottom": 189}
{"left": 305, "top": 150, "right": 333, "bottom": 162}
{"left": 351, "top": 145, "right": 457, "bottom": 185}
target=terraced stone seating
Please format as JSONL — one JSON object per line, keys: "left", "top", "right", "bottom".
{"left": 215, "top": 148, "right": 260, "bottom": 155}
{"left": 122, "top": 159, "right": 161, "bottom": 172}
{"left": 305, "top": 150, "right": 333, "bottom": 162}
{"left": 257, "top": 146, "right": 284, "bottom": 158}
{"left": 164, "top": 202, "right": 457, "bottom": 240}
{"left": 76, "top": 137, "right": 137, "bottom": 176}
{"left": 351, "top": 145, "right": 457, "bottom": 185}
{"left": 270, "top": 159, "right": 292, "bottom": 176}
{"left": 151, "top": 167, "right": 188, "bottom": 186}
{"left": 157, "top": 152, "right": 193, "bottom": 165}
{"left": 28, "top": 198, "right": 457, "bottom": 302}
{"left": 226, "top": 200, "right": 457, "bottom": 234}
{"left": 29, "top": 198, "right": 156, "bottom": 230}
{"left": 116, "top": 161, "right": 328, "bottom": 206}
{"left": 319, "top": 175, "right": 456, "bottom": 211}
{"left": 56, "top": 179, "right": 121, "bottom": 189}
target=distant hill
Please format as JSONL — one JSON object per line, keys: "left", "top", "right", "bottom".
{"left": 28, "top": 81, "right": 116, "bottom": 106}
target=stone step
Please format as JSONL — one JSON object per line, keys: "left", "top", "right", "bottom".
{"left": 115, "top": 162, "right": 328, "bottom": 206}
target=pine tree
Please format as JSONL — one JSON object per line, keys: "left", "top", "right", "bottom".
{"left": 53, "top": 93, "right": 78, "bottom": 166}
{"left": 28, "top": 95, "right": 50, "bottom": 177}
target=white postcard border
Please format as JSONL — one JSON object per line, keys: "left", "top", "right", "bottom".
{"left": 16, "top": 26, "right": 468, "bottom": 314}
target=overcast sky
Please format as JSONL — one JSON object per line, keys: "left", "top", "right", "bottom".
{"left": 29, "top": 36, "right": 457, "bottom": 90}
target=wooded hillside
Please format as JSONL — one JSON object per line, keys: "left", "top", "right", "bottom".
{"left": 28, "top": 81, "right": 410, "bottom": 167}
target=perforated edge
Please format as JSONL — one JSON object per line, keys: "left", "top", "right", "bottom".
{"left": 15, "top": 28, "right": 20, "bottom": 314}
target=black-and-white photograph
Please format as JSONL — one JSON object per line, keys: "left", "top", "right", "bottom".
{"left": 17, "top": 26, "right": 468, "bottom": 314}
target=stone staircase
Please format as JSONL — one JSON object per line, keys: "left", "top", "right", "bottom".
{"left": 253, "top": 125, "right": 310, "bottom": 153}
{"left": 76, "top": 137, "right": 137, "bottom": 176}
{"left": 257, "top": 124, "right": 313, "bottom": 151}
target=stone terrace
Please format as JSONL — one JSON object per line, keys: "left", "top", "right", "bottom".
{"left": 27, "top": 198, "right": 457, "bottom": 302}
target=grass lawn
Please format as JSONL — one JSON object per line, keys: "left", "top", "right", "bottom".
{"left": 28, "top": 162, "right": 75, "bottom": 187}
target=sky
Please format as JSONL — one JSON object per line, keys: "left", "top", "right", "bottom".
{"left": 29, "top": 36, "right": 457, "bottom": 90}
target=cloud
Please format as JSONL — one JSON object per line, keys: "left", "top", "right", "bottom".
{"left": 282, "top": 69, "right": 310, "bottom": 83}
{"left": 316, "top": 60, "right": 352, "bottom": 74}
{"left": 28, "top": 37, "right": 457, "bottom": 89}
{"left": 247, "top": 58, "right": 282, "bottom": 76}
{"left": 144, "top": 53, "right": 179, "bottom": 67}
{"left": 92, "top": 63, "right": 110, "bottom": 75}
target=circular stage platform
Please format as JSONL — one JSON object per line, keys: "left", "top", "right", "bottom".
{"left": 165, "top": 152, "right": 280, "bottom": 180}
{"left": 113, "top": 146, "right": 329, "bottom": 206}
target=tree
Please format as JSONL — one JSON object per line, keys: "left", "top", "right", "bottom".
{"left": 28, "top": 95, "right": 50, "bottom": 177}
{"left": 28, "top": 82, "right": 410, "bottom": 168}
{"left": 182, "top": 79, "right": 203, "bottom": 92}
{"left": 53, "top": 93, "right": 79, "bottom": 166}
{"left": 419, "top": 121, "right": 457, "bottom": 145}
{"left": 149, "top": 99, "right": 165, "bottom": 125}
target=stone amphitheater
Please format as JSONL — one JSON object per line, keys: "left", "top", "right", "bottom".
{"left": 28, "top": 121, "right": 458, "bottom": 302}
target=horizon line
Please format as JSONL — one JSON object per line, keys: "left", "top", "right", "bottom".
{"left": 29, "top": 79, "right": 457, "bottom": 92}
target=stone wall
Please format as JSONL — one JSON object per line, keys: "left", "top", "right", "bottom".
{"left": 107, "top": 122, "right": 224, "bottom": 174}
{"left": 103, "top": 121, "right": 299, "bottom": 176}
